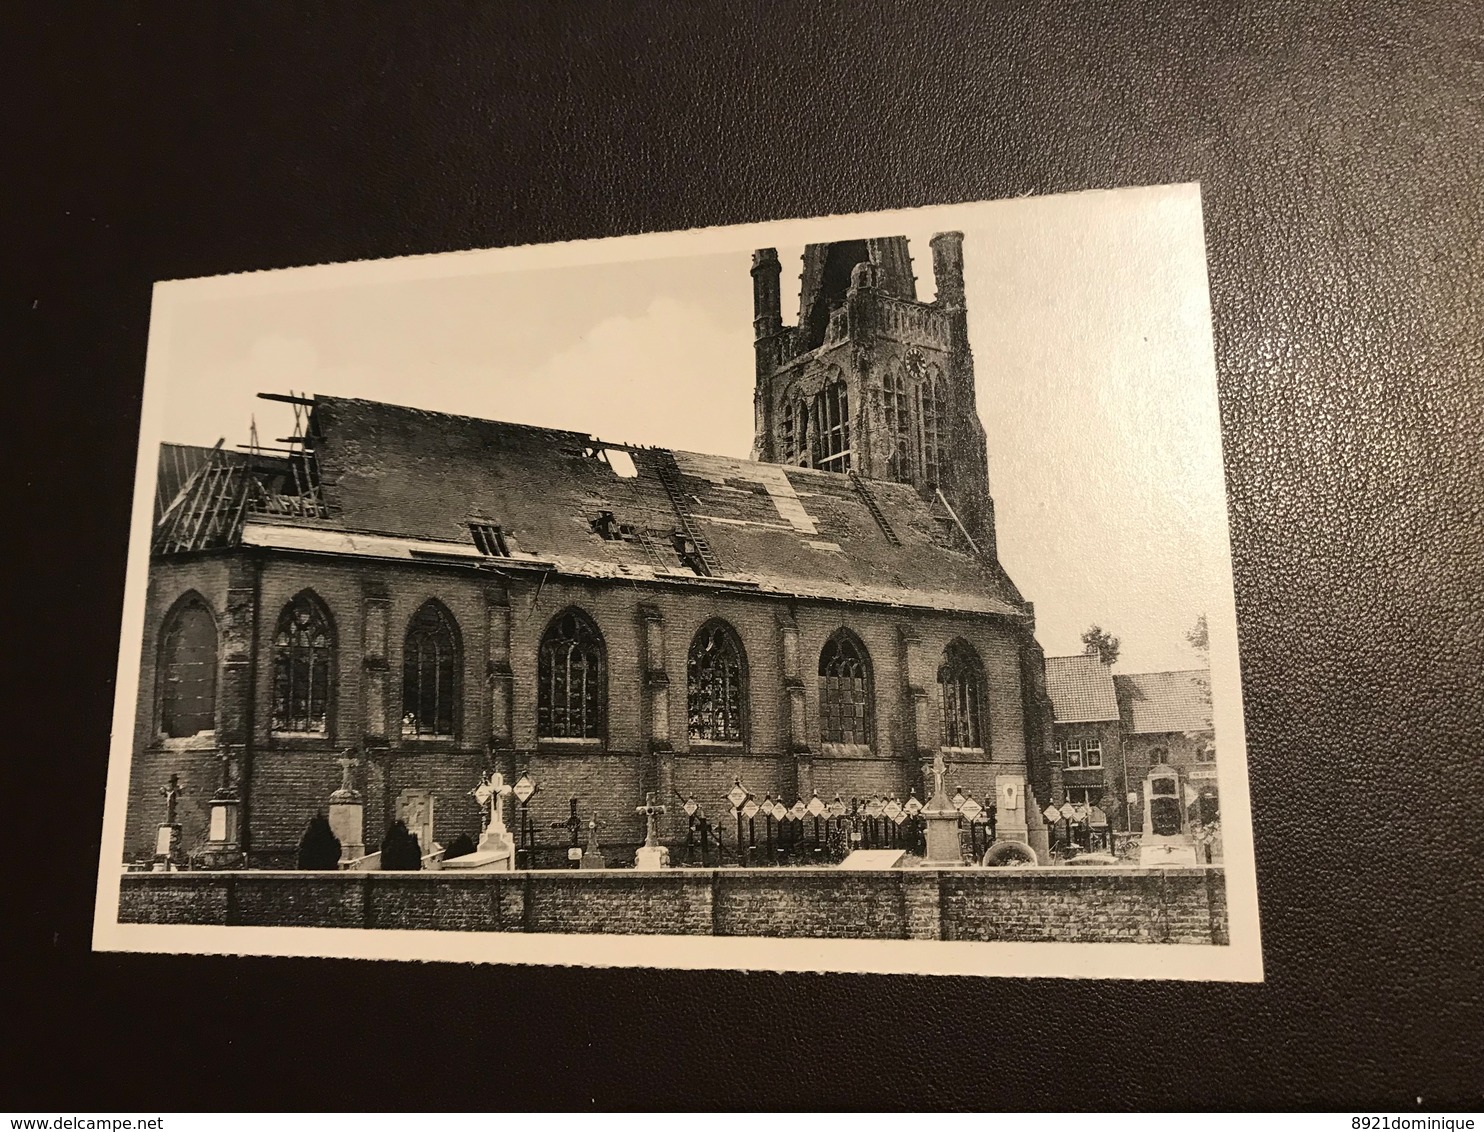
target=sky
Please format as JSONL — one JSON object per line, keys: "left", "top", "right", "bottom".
{"left": 149, "top": 184, "right": 1230, "bottom": 674}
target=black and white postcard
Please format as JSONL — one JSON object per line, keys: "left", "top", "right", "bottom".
{"left": 94, "top": 184, "right": 1261, "bottom": 980}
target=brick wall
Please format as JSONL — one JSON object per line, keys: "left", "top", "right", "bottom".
{"left": 125, "top": 549, "right": 1035, "bottom": 867}
{"left": 119, "top": 866, "right": 1229, "bottom": 945}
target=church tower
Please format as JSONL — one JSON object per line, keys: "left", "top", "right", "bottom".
{"left": 751, "top": 233, "right": 998, "bottom": 555}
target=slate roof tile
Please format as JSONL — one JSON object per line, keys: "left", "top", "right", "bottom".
{"left": 282, "top": 395, "right": 1030, "bottom": 619}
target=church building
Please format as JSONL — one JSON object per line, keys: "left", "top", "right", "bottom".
{"left": 126, "top": 234, "right": 1058, "bottom": 867}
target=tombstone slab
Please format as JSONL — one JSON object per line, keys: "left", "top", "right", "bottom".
{"left": 440, "top": 848, "right": 513, "bottom": 871}
{"left": 634, "top": 844, "right": 670, "bottom": 871}
{"left": 839, "top": 849, "right": 905, "bottom": 870}
{"left": 396, "top": 789, "right": 435, "bottom": 859}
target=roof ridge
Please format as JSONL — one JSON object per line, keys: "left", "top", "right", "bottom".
{"left": 1114, "top": 667, "right": 1212, "bottom": 679}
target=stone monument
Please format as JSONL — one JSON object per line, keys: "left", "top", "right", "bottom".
{"left": 396, "top": 787, "right": 436, "bottom": 858}
{"left": 153, "top": 774, "right": 184, "bottom": 871}
{"left": 920, "top": 752, "right": 965, "bottom": 866}
{"left": 633, "top": 792, "right": 669, "bottom": 870}
{"left": 443, "top": 770, "right": 514, "bottom": 871}
{"left": 1138, "top": 762, "right": 1199, "bottom": 866}
{"left": 197, "top": 751, "right": 245, "bottom": 869}
{"left": 580, "top": 816, "right": 607, "bottom": 870}
{"left": 327, "top": 753, "right": 365, "bottom": 864}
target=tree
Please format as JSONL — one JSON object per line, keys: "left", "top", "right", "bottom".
{"left": 442, "top": 833, "right": 476, "bottom": 862}
{"left": 379, "top": 819, "right": 423, "bottom": 870}
{"left": 1186, "top": 613, "right": 1210, "bottom": 655}
{"left": 296, "top": 811, "right": 342, "bottom": 870}
{"left": 1081, "top": 624, "right": 1121, "bottom": 666}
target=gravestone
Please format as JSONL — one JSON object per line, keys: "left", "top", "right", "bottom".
{"left": 580, "top": 817, "right": 607, "bottom": 870}
{"left": 920, "top": 751, "right": 965, "bottom": 865}
{"left": 552, "top": 797, "right": 585, "bottom": 868}
{"left": 634, "top": 792, "right": 669, "bottom": 870}
{"left": 197, "top": 750, "right": 246, "bottom": 869}
{"left": 442, "top": 771, "right": 514, "bottom": 871}
{"left": 1138, "top": 763, "right": 1198, "bottom": 866}
{"left": 327, "top": 753, "right": 365, "bottom": 864}
{"left": 396, "top": 788, "right": 435, "bottom": 859}
{"left": 153, "top": 774, "right": 184, "bottom": 871}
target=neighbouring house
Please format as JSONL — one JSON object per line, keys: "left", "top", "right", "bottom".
{"left": 1045, "top": 655, "right": 1217, "bottom": 853}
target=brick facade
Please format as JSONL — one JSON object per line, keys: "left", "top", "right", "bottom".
{"left": 125, "top": 548, "right": 1043, "bottom": 865}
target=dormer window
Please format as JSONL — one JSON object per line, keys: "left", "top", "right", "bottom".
{"left": 469, "top": 522, "right": 510, "bottom": 557}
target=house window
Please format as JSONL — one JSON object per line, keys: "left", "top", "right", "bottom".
{"left": 917, "top": 378, "right": 943, "bottom": 485}
{"left": 159, "top": 597, "right": 217, "bottom": 738}
{"left": 687, "top": 621, "right": 745, "bottom": 743}
{"left": 937, "top": 639, "right": 986, "bottom": 750}
{"left": 1066, "top": 787, "right": 1102, "bottom": 807}
{"left": 819, "top": 631, "right": 872, "bottom": 745}
{"left": 402, "top": 601, "right": 459, "bottom": 738}
{"left": 1064, "top": 738, "right": 1084, "bottom": 768}
{"left": 812, "top": 381, "right": 851, "bottom": 473}
{"left": 1084, "top": 737, "right": 1103, "bottom": 768}
{"left": 538, "top": 608, "right": 606, "bottom": 740}
{"left": 271, "top": 592, "right": 334, "bottom": 734}
{"left": 1198, "top": 742, "right": 1216, "bottom": 763}
{"left": 469, "top": 522, "right": 510, "bottom": 557}
{"left": 883, "top": 367, "right": 914, "bottom": 484}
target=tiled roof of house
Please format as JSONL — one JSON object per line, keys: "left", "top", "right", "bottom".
{"left": 198, "top": 394, "right": 1030, "bottom": 620}
{"left": 1114, "top": 669, "right": 1213, "bottom": 734}
{"left": 1044, "top": 654, "right": 1120, "bottom": 722}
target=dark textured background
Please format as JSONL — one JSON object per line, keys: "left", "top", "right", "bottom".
{"left": 9, "top": 0, "right": 1483, "bottom": 1110}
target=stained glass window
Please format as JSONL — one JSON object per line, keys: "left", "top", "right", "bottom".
{"left": 272, "top": 593, "right": 334, "bottom": 734}
{"left": 402, "top": 601, "right": 459, "bottom": 738}
{"left": 538, "top": 609, "right": 606, "bottom": 740}
{"left": 938, "top": 639, "right": 985, "bottom": 750}
{"left": 687, "top": 621, "right": 745, "bottom": 743}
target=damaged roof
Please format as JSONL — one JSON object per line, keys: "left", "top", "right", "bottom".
{"left": 169, "top": 394, "right": 1031, "bottom": 619}
{"left": 1045, "top": 654, "right": 1120, "bottom": 723}
{"left": 1114, "top": 669, "right": 1214, "bottom": 734}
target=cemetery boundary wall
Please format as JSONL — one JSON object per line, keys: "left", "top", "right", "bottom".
{"left": 119, "top": 866, "right": 1229, "bottom": 944}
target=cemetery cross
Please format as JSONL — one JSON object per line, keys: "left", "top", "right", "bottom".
{"left": 160, "top": 774, "right": 183, "bottom": 825}
{"left": 636, "top": 791, "right": 666, "bottom": 849}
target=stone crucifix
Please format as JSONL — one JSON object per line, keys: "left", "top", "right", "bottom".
{"left": 472, "top": 770, "right": 512, "bottom": 837}
{"left": 160, "top": 774, "right": 183, "bottom": 824}
{"left": 333, "top": 752, "right": 359, "bottom": 797}
{"left": 636, "top": 791, "right": 666, "bottom": 848}
{"left": 216, "top": 749, "right": 238, "bottom": 793}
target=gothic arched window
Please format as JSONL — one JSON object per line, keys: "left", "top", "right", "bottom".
{"left": 938, "top": 639, "right": 986, "bottom": 750}
{"left": 819, "top": 630, "right": 872, "bottom": 745}
{"left": 812, "top": 380, "right": 851, "bottom": 473}
{"left": 687, "top": 620, "right": 746, "bottom": 743}
{"left": 402, "top": 600, "right": 459, "bottom": 738}
{"left": 538, "top": 608, "right": 606, "bottom": 740}
{"left": 272, "top": 592, "right": 334, "bottom": 734}
{"left": 782, "top": 396, "right": 810, "bottom": 466}
{"left": 158, "top": 596, "right": 217, "bottom": 738}
{"left": 918, "top": 376, "right": 943, "bottom": 486}
{"left": 883, "top": 366, "right": 914, "bottom": 483}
